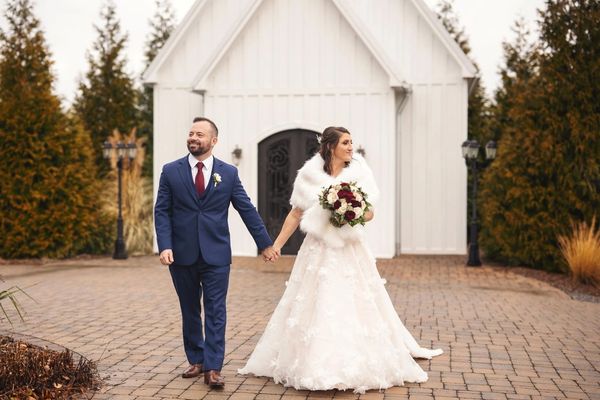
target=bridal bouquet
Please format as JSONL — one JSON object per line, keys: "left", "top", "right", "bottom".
{"left": 319, "top": 181, "right": 372, "bottom": 227}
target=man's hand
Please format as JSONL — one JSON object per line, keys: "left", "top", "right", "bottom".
{"left": 159, "top": 249, "right": 174, "bottom": 265}
{"left": 262, "top": 246, "right": 280, "bottom": 263}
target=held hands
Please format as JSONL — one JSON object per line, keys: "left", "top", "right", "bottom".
{"left": 262, "top": 246, "right": 281, "bottom": 263}
{"left": 160, "top": 247, "right": 281, "bottom": 265}
{"left": 159, "top": 249, "right": 174, "bottom": 265}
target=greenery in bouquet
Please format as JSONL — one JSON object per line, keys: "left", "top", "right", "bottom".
{"left": 319, "top": 182, "right": 372, "bottom": 227}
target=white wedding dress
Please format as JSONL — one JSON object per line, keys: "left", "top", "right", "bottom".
{"left": 238, "top": 154, "right": 443, "bottom": 393}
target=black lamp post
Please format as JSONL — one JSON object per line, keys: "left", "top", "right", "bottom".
{"left": 461, "top": 139, "right": 497, "bottom": 266}
{"left": 103, "top": 140, "right": 138, "bottom": 259}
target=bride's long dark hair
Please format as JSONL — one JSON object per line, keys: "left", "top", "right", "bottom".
{"left": 318, "top": 126, "right": 351, "bottom": 175}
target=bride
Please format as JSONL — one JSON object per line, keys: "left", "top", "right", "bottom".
{"left": 238, "top": 126, "right": 443, "bottom": 393}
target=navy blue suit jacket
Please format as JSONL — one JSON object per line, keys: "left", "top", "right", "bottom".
{"left": 154, "top": 155, "right": 272, "bottom": 266}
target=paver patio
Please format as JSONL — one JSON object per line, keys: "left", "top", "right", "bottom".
{"left": 2, "top": 255, "right": 599, "bottom": 399}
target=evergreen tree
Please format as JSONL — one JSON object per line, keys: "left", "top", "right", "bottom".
{"left": 145, "top": 0, "right": 175, "bottom": 64}
{"left": 490, "top": 17, "right": 538, "bottom": 143}
{"left": 74, "top": 0, "right": 138, "bottom": 176}
{"left": 436, "top": 0, "right": 471, "bottom": 54}
{"left": 539, "top": 0, "right": 600, "bottom": 213}
{"left": 139, "top": 0, "right": 175, "bottom": 177}
{"left": 436, "top": 0, "right": 491, "bottom": 146}
{"left": 0, "top": 0, "right": 111, "bottom": 258}
{"left": 479, "top": 0, "right": 600, "bottom": 271}
{"left": 479, "top": 18, "right": 540, "bottom": 261}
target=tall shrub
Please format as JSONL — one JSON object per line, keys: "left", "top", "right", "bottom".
{"left": 74, "top": 0, "right": 138, "bottom": 177}
{"left": 0, "top": 0, "right": 111, "bottom": 258}
{"left": 480, "top": 0, "right": 600, "bottom": 271}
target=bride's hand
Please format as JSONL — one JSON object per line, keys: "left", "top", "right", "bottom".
{"left": 364, "top": 210, "right": 374, "bottom": 222}
{"left": 262, "top": 246, "right": 279, "bottom": 263}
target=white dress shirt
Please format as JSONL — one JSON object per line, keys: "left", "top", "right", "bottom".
{"left": 188, "top": 153, "right": 213, "bottom": 190}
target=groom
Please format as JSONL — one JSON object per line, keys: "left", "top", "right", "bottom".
{"left": 154, "top": 117, "right": 278, "bottom": 388}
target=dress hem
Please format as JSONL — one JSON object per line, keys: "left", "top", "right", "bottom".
{"left": 237, "top": 370, "right": 429, "bottom": 394}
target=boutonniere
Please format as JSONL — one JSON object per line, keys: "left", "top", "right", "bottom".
{"left": 213, "top": 173, "right": 222, "bottom": 187}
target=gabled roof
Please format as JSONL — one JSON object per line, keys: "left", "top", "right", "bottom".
{"left": 143, "top": 0, "right": 209, "bottom": 84}
{"left": 189, "top": 0, "right": 408, "bottom": 91}
{"left": 409, "top": 0, "right": 477, "bottom": 77}
{"left": 190, "top": 0, "right": 268, "bottom": 92}
{"left": 143, "top": 0, "right": 477, "bottom": 87}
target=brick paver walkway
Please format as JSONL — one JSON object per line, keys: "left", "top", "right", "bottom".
{"left": 2, "top": 255, "right": 599, "bottom": 399}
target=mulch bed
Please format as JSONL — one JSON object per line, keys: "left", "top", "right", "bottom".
{"left": 0, "top": 335, "right": 100, "bottom": 399}
{"left": 493, "top": 265, "right": 600, "bottom": 303}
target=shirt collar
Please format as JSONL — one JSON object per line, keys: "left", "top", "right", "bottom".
{"left": 188, "top": 153, "right": 214, "bottom": 171}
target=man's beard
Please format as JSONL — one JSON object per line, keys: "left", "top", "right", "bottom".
{"left": 187, "top": 142, "right": 209, "bottom": 157}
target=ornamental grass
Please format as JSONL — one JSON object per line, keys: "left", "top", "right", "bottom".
{"left": 558, "top": 216, "right": 600, "bottom": 287}
{"left": 102, "top": 128, "right": 154, "bottom": 255}
{"left": 0, "top": 276, "right": 30, "bottom": 324}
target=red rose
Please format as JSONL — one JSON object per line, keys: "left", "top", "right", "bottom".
{"left": 337, "top": 190, "right": 354, "bottom": 201}
{"left": 351, "top": 200, "right": 361, "bottom": 208}
{"left": 344, "top": 210, "right": 356, "bottom": 221}
{"left": 333, "top": 200, "right": 341, "bottom": 210}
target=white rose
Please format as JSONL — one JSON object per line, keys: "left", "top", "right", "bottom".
{"left": 355, "top": 193, "right": 363, "bottom": 202}
{"left": 353, "top": 207, "right": 363, "bottom": 218}
{"left": 335, "top": 199, "right": 347, "bottom": 214}
{"left": 327, "top": 192, "right": 338, "bottom": 204}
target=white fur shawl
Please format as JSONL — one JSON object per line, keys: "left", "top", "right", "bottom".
{"left": 289, "top": 153, "right": 380, "bottom": 248}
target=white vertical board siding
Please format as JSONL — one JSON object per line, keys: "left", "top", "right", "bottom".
{"left": 448, "top": 82, "right": 468, "bottom": 253}
{"left": 206, "top": 0, "right": 390, "bottom": 93}
{"left": 342, "top": 0, "right": 463, "bottom": 84}
{"left": 343, "top": 0, "right": 468, "bottom": 253}
{"left": 398, "top": 82, "right": 467, "bottom": 254}
{"left": 200, "top": 0, "right": 396, "bottom": 257}
{"left": 156, "top": 0, "right": 255, "bottom": 85}
{"left": 204, "top": 93, "right": 396, "bottom": 257}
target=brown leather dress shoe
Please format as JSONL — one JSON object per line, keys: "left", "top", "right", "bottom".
{"left": 204, "top": 370, "right": 225, "bottom": 388}
{"left": 182, "top": 363, "right": 203, "bottom": 378}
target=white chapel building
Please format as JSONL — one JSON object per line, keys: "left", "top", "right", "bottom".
{"left": 143, "top": 0, "right": 477, "bottom": 258}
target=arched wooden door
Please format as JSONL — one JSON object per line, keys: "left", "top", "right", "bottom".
{"left": 258, "top": 129, "right": 320, "bottom": 255}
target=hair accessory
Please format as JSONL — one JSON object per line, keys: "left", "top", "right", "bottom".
{"left": 315, "top": 133, "right": 322, "bottom": 144}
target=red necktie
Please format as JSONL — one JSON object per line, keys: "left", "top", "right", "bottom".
{"left": 195, "top": 162, "right": 205, "bottom": 196}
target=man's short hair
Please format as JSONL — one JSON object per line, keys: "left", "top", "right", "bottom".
{"left": 192, "top": 117, "right": 219, "bottom": 136}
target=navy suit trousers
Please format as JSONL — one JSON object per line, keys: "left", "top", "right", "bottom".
{"left": 169, "top": 257, "right": 230, "bottom": 371}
